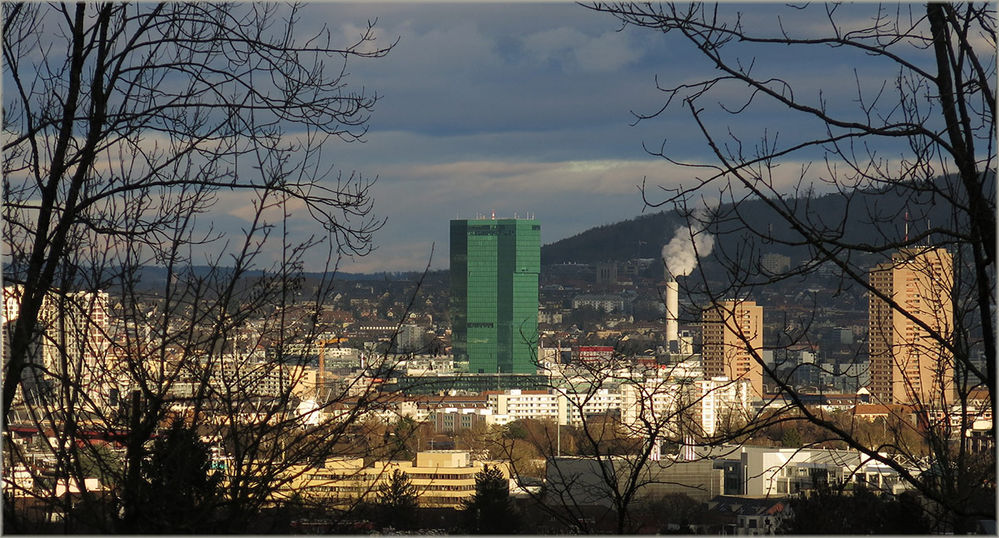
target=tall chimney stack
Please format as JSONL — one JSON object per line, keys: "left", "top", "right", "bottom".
{"left": 665, "top": 271, "right": 679, "bottom": 348}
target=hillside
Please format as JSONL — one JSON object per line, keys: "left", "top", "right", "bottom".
{"left": 540, "top": 210, "right": 685, "bottom": 265}
{"left": 541, "top": 175, "right": 975, "bottom": 267}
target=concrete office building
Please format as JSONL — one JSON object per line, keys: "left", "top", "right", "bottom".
{"left": 868, "top": 247, "right": 954, "bottom": 405}
{"left": 701, "top": 300, "right": 764, "bottom": 397}
{"left": 695, "top": 444, "right": 909, "bottom": 497}
{"left": 275, "top": 450, "right": 510, "bottom": 509}
{"left": 545, "top": 456, "right": 724, "bottom": 506}
{"left": 450, "top": 218, "right": 540, "bottom": 374}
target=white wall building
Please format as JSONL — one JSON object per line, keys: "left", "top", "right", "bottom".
{"left": 564, "top": 387, "right": 622, "bottom": 426}
{"left": 396, "top": 323, "right": 426, "bottom": 352}
{"left": 697, "top": 377, "right": 752, "bottom": 437}
{"left": 571, "top": 294, "right": 626, "bottom": 313}
{"left": 487, "top": 389, "right": 567, "bottom": 425}
{"left": 619, "top": 378, "right": 690, "bottom": 434}
{"left": 698, "top": 444, "right": 911, "bottom": 497}
{"left": 2, "top": 286, "right": 112, "bottom": 405}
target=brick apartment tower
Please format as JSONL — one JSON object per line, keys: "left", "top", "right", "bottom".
{"left": 868, "top": 247, "right": 954, "bottom": 406}
{"left": 701, "top": 299, "right": 764, "bottom": 397}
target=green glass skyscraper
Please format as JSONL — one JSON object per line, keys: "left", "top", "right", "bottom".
{"left": 450, "top": 218, "right": 540, "bottom": 374}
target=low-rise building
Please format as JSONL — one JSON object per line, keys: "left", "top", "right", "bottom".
{"left": 697, "top": 377, "right": 752, "bottom": 437}
{"left": 704, "top": 496, "right": 788, "bottom": 535}
{"left": 427, "top": 407, "right": 493, "bottom": 433}
{"left": 696, "top": 444, "right": 911, "bottom": 497}
{"left": 544, "top": 455, "right": 724, "bottom": 506}
{"left": 572, "top": 294, "right": 626, "bottom": 313}
{"left": 274, "top": 450, "right": 508, "bottom": 509}
{"left": 487, "top": 389, "right": 567, "bottom": 425}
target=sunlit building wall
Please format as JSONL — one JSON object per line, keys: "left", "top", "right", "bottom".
{"left": 868, "top": 247, "right": 954, "bottom": 406}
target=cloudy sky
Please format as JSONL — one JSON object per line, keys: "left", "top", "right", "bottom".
{"left": 282, "top": 2, "right": 942, "bottom": 273}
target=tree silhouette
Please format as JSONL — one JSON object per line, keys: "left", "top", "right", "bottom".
{"left": 463, "top": 464, "right": 518, "bottom": 534}
{"left": 374, "top": 469, "right": 419, "bottom": 530}
{"left": 127, "top": 420, "right": 221, "bottom": 533}
{"left": 2, "top": 2, "right": 398, "bottom": 532}
{"left": 780, "top": 428, "right": 802, "bottom": 449}
{"left": 781, "top": 484, "right": 931, "bottom": 534}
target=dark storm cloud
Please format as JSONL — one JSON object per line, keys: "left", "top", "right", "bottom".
{"left": 254, "top": 3, "right": 957, "bottom": 272}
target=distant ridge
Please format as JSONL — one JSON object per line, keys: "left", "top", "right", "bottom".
{"left": 0, "top": 265, "right": 435, "bottom": 292}
{"left": 541, "top": 210, "right": 684, "bottom": 265}
{"left": 128, "top": 266, "right": 431, "bottom": 286}
{"left": 540, "top": 174, "right": 981, "bottom": 267}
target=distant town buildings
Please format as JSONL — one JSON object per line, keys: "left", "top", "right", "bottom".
{"left": 868, "top": 247, "right": 954, "bottom": 405}
{"left": 450, "top": 218, "right": 540, "bottom": 375}
{"left": 761, "top": 253, "right": 791, "bottom": 275}
{"left": 595, "top": 261, "right": 618, "bottom": 285}
{"left": 571, "top": 293, "right": 625, "bottom": 313}
{"left": 3, "top": 231, "right": 982, "bottom": 534}
{"left": 701, "top": 300, "right": 764, "bottom": 397}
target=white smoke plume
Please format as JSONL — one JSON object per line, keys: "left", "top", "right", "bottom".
{"left": 661, "top": 218, "right": 715, "bottom": 278}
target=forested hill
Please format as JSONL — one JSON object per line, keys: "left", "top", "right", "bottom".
{"left": 540, "top": 175, "right": 977, "bottom": 266}
{"left": 541, "top": 210, "right": 684, "bottom": 265}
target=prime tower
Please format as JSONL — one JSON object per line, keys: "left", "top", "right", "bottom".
{"left": 450, "top": 218, "right": 540, "bottom": 374}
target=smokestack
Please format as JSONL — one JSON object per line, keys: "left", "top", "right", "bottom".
{"left": 661, "top": 216, "right": 714, "bottom": 354}
{"left": 665, "top": 272, "right": 679, "bottom": 346}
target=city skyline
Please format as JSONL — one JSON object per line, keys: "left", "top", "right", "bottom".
{"left": 3, "top": 2, "right": 991, "bottom": 533}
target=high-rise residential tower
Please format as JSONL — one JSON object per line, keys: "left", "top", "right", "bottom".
{"left": 2, "top": 286, "right": 110, "bottom": 402}
{"left": 450, "top": 218, "right": 540, "bottom": 374}
{"left": 701, "top": 299, "right": 764, "bottom": 397}
{"left": 868, "top": 247, "right": 954, "bottom": 406}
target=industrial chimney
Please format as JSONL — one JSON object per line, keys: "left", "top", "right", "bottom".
{"left": 665, "top": 270, "right": 679, "bottom": 352}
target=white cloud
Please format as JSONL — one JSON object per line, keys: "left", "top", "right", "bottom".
{"left": 522, "top": 26, "right": 586, "bottom": 65}
{"left": 342, "top": 18, "right": 502, "bottom": 82}
{"left": 574, "top": 31, "right": 637, "bottom": 73}
{"left": 339, "top": 22, "right": 391, "bottom": 56}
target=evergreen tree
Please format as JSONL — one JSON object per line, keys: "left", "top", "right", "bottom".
{"left": 375, "top": 469, "right": 419, "bottom": 530}
{"left": 130, "top": 420, "right": 221, "bottom": 533}
{"left": 462, "top": 465, "right": 518, "bottom": 534}
{"left": 780, "top": 428, "right": 802, "bottom": 448}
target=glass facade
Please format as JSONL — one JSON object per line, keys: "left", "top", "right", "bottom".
{"left": 386, "top": 374, "right": 549, "bottom": 395}
{"left": 450, "top": 219, "right": 540, "bottom": 374}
